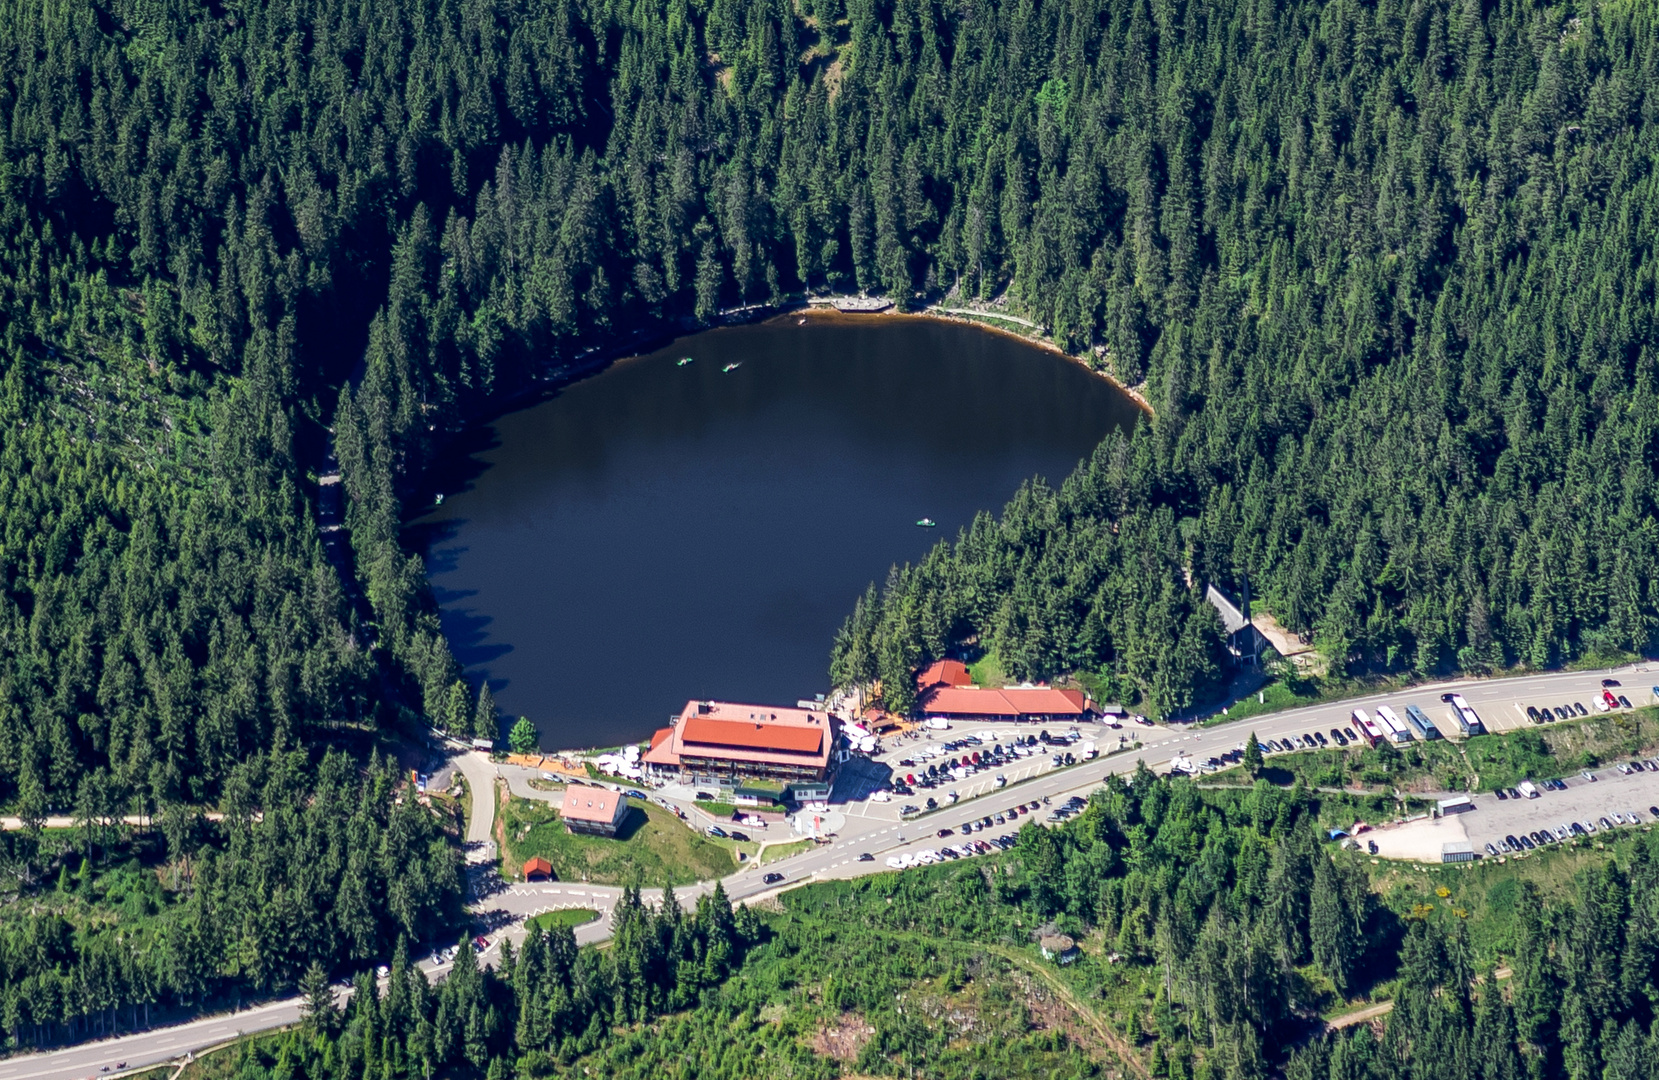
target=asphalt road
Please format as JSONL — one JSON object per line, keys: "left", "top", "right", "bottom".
{"left": 9, "top": 661, "right": 1657, "bottom": 1080}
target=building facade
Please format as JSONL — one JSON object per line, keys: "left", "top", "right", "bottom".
{"left": 643, "top": 701, "right": 838, "bottom": 785}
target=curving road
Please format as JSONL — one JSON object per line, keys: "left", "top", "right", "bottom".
{"left": 6, "top": 661, "right": 1655, "bottom": 1080}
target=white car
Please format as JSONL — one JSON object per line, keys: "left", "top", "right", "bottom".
{"left": 885, "top": 856, "right": 903, "bottom": 868}
{"left": 869, "top": 790, "right": 891, "bottom": 802}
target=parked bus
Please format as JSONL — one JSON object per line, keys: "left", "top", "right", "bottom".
{"left": 1352, "top": 708, "right": 1386, "bottom": 747}
{"left": 1448, "top": 693, "right": 1485, "bottom": 735}
{"left": 1404, "top": 704, "right": 1443, "bottom": 740}
{"left": 1376, "top": 705, "right": 1415, "bottom": 743}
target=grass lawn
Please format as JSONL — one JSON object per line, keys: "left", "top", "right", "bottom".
{"left": 967, "top": 652, "right": 1007, "bottom": 687}
{"left": 500, "top": 795, "right": 737, "bottom": 887}
{"left": 527, "top": 908, "right": 600, "bottom": 932}
{"left": 1356, "top": 828, "right": 1650, "bottom": 960}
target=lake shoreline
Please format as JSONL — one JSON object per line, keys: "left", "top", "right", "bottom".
{"left": 406, "top": 297, "right": 1152, "bottom": 513}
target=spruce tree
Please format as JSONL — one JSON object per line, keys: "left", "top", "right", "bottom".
{"left": 474, "top": 684, "right": 498, "bottom": 743}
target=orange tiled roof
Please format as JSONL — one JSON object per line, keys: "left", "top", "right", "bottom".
{"left": 561, "top": 784, "right": 625, "bottom": 823}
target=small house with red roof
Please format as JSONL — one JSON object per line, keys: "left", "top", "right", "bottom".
{"left": 523, "top": 856, "right": 554, "bottom": 881}
{"left": 915, "top": 659, "right": 973, "bottom": 693}
{"left": 560, "top": 784, "right": 630, "bottom": 837}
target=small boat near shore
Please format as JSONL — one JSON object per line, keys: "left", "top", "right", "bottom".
{"left": 916, "top": 518, "right": 936, "bottom": 528}
{"left": 722, "top": 362, "right": 742, "bottom": 373}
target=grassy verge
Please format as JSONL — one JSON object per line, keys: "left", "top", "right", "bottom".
{"left": 499, "top": 794, "right": 737, "bottom": 887}
{"left": 1197, "top": 669, "right": 1423, "bottom": 728}
{"left": 1204, "top": 708, "right": 1659, "bottom": 794}
{"left": 527, "top": 908, "right": 600, "bottom": 932}
{"left": 688, "top": 801, "right": 742, "bottom": 820}
{"left": 758, "top": 838, "right": 816, "bottom": 864}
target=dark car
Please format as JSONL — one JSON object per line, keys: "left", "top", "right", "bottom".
{"left": 1313, "top": 731, "right": 1328, "bottom": 746}
{"left": 924, "top": 797, "right": 938, "bottom": 810}
{"left": 1526, "top": 705, "right": 1542, "bottom": 723}
{"left": 1486, "top": 843, "right": 1499, "bottom": 856}
{"left": 729, "top": 831, "right": 750, "bottom": 842}
{"left": 858, "top": 852, "right": 875, "bottom": 861}
{"left": 1554, "top": 706, "right": 1570, "bottom": 720}
{"left": 1518, "top": 835, "right": 1536, "bottom": 850}
{"left": 1344, "top": 727, "right": 1360, "bottom": 742}
{"left": 1330, "top": 729, "right": 1348, "bottom": 747}
{"left": 1603, "top": 678, "right": 1622, "bottom": 688}
{"left": 936, "top": 828, "right": 953, "bottom": 837}
{"left": 1496, "top": 788, "right": 1508, "bottom": 800}
{"left": 1601, "top": 817, "right": 1616, "bottom": 830}
{"left": 1574, "top": 701, "right": 1589, "bottom": 716}
{"left": 762, "top": 872, "right": 785, "bottom": 884}
{"left": 1367, "top": 840, "right": 1378, "bottom": 854}
{"left": 1619, "top": 694, "right": 1633, "bottom": 709}
{"left": 705, "top": 825, "right": 728, "bottom": 838}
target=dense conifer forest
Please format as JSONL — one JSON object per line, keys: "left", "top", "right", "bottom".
{"left": 161, "top": 774, "right": 1659, "bottom": 1079}
{"left": 4, "top": 0, "right": 1659, "bottom": 1068}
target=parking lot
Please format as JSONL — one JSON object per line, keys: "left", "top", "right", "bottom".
{"left": 848, "top": 719, "right": 1136, "bottom": 817}
{"left": 1479, "top": 683, "right": 1657, "bottom": 735}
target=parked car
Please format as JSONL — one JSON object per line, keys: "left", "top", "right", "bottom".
{"left": 705, "top": 825, "right": 728, "bottom": 838}
{"left": 1619, "top": 694, "right": 1633, "bottom": 709}
{"left": 1574, "top": 702, "right": 1588, "bottom": 716}
{"left": 762, "top": 872, "right": 785, "bottom": 884}
{"left": 858, "top": 852, "right": 874, "bottom": 861}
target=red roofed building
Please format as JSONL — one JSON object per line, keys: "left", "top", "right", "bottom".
{"left": 915, "top": 659, "right": 973, "bottom": 692}
{"left": 918, "top": 685, "right": 1092, "bottom": 723}
{"left": 643, "top": 701, "right": 838, "bottom": 784}
{"left": 560, "top": 784, "right": 630, "bottom": 837}
{"left": 523, "top": 856, "right": 554, "bottom": 881}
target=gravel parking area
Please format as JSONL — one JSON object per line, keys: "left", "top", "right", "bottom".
{"left": 1369, "top": 762, "right": 1659, "bottom": 861}
{"left": 1455, "top": 765, "right": 1659, "bottom": 850}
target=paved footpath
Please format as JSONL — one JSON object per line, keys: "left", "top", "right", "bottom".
{"left": 6, "top": 662, "right": 1656, "bottom": 1080}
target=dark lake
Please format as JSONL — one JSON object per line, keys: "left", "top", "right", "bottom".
{"left": 414, "top": 313, "right": 1142, "bottom": 750}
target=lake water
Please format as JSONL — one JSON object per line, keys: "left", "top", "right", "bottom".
{"left": 414, "top": 313, "right": 1141, "bottom": 750}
